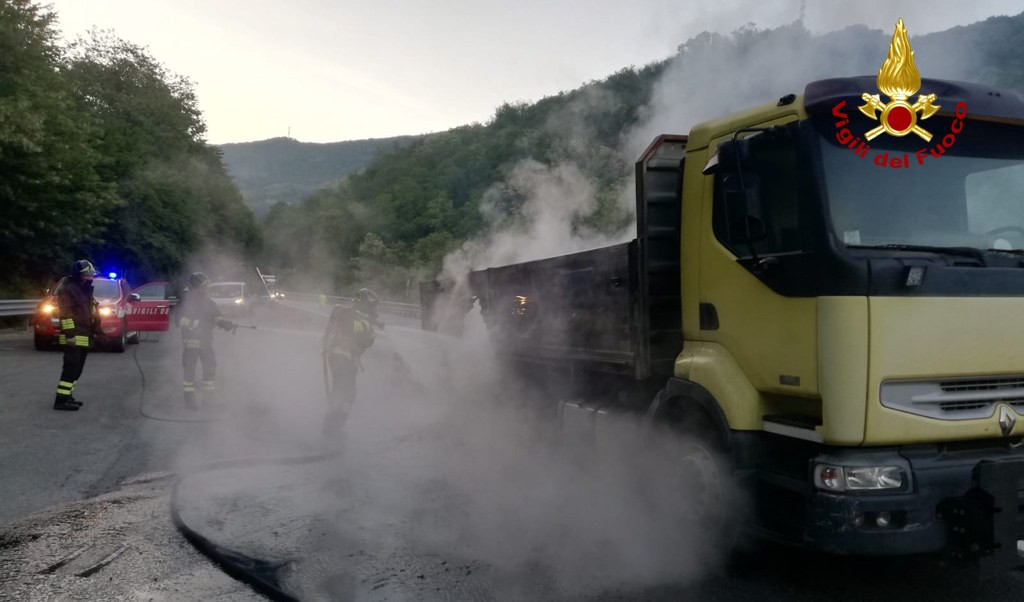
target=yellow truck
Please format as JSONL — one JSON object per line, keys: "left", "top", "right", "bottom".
{"left": 421, "top": 75, "right": 1024, "bottom": 575}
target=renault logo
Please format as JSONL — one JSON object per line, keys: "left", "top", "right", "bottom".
{"left": 998, "top": 405, "right": 1017, "bottom": 437}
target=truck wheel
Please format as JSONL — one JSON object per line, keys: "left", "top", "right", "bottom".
{"left": 110, "top": 322, "right": 127, "bottom": 353}
{"left": 661, "top": 408, "right": 742, "bottom": 548}
{"left": 34, "top": 335, "right": 50, "bottom": 351}
{"left": 673, "top": 439, "right": 730, "bottom": 526}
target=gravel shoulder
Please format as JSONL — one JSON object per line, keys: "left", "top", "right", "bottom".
{"left": 0, "top": 475, "right": 259, "bottom": 601}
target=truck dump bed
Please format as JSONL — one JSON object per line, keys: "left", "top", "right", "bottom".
{"left": 473, "top": 242, "right": 637, "bottom": 376}
{"left": 420, "top": 134, "right": 687, "bottom": 382}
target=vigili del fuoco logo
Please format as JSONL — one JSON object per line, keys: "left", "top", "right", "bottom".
{"left": 831, "top": 19, "right": 967, "bottom": 169}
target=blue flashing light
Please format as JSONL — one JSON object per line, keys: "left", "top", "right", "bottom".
{"left": 108, "top": 272, "right": 118, "bottom": 279}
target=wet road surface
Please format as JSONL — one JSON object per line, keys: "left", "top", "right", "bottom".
{"left": 2, "top": 304, "right": 1024, "bottom": 601}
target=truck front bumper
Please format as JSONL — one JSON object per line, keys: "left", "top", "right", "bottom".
{"left": 803, "top": 444, "right": 1024, "bottom": 574}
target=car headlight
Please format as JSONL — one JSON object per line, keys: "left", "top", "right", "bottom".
{"left": 814, "top": 464, "right": 904, "bottom": 492}
{"left": 98, "top": 306, "right": 113, "bottom": 317}
{"left": 234, "top": 298, "right": 244, "bottom": 305}
{"left": 40, "top": 303, "right": 56, "bottom": 314}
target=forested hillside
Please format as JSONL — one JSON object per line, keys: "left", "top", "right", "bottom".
{"left": 0, "top": 0, "right": 258, "bottom": 296}
{"left": 220, "top": 135, "right": 417, "bottom": 216}
{"left": 260, "top": 13, "right": 1024, "bottom": 298}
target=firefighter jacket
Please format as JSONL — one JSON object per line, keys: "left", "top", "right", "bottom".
{"left": 56, "top": 277, "right": 97, "bottom": 347}
{"left": 324, "top": 305, "right": 374, "bottom": 360}
{"left": 177, "top": 289, "right": 231, "bottom": 343}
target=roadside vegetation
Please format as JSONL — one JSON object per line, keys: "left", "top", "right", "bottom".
{"left": 258, "top": 14, "right": 1024, "bottom": 299}
{"left": 1, "top": 0, "right": 257, "bottom": 296}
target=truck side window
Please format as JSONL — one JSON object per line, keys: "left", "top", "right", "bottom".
{"left": 712, "top": 132, "right": 804, "bottom": 257}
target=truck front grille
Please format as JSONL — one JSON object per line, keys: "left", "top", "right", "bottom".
{"left": 940, "top": 377, "right": 1024, "bottom": 393}
{"left": 882, "top": 375, "right": 1024, "bottom": 420}
{"left": 938, "top": 400, "right": 995, "bottom": 412}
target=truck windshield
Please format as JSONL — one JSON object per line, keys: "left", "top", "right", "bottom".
{"left": 815, "top": 117, "right": 1024, "bottom": 252}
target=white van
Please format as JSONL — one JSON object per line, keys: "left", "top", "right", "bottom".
{"left": 207, "top": 281, "right": 253, "bottom": 317}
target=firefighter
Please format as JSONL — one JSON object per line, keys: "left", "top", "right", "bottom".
{"left": 322, "top": 303, "right": 375, "bottom": 435}
{"left": 354, "top": 288, "right": 382, "bottom": 329}
{"left": 53, "top": 260, "right": 100, "bottom": 411}
{"left": 178, "top": 272, "right": 235, "bottom": 409}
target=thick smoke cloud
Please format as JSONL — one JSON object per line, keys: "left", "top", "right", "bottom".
{"left": 169, "top": 13, "right": 1021, "bottom": 599}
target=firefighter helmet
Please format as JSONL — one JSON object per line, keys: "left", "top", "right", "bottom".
{"left": 72, "top": 259, "right": 98, "bottom": 277}
{"left": 188, "top": 272, "right": 211, "bottom": 289}
{"left": 356, "top": 288, "right": 378, "bottom": 303}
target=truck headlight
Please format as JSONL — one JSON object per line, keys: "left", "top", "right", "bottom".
{"left": 98, "top": 306, "right": 113, "bottom": 317}
{"left": 814, "top": 464, "right": 904, "bottom": 492}
{"left": 234, "top": 298, "right": 244, "bottom": 305}
{"left": 41, "top": 303, "right": 56, "bottom": 314}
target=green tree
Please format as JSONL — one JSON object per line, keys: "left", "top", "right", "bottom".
{"left": 0, "top": 0, "right": 116, "bottom": 294}
{"left": 64, "top": 30, "right": 259, "bottom": 282}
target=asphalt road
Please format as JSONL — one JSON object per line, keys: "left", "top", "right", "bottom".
{"left": 0, "top": 327, "right": 181, "bottom": 525}
{"left": 2, "top": 303, "right": 1024, "bottom": 601}
{"left": 0, "top": 301, "right": 329, "bottom": 527}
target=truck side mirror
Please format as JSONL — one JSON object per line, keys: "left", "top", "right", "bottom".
{"left": 738, "top": 215, "right": 767, "bottom": 242}
{"left": 710, "top": 138, "right": 752, "bottom": 175}
{"left": 129, "top": 293, "right": 141, "bottom": 302}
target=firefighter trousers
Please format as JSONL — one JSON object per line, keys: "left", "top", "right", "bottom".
{"left": 325, "top": 355, "right": 357, "bottom": 432}
{"left": 55, "top": 339, "right": 89, "bottom": 403}
{"left": 182, "top": 338, "right": 216, "bottom": 402}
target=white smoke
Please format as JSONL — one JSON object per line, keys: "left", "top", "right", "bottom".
{"left": 443, "top": 160, "right": 618, "bottom": 275}
{"left": 170, "top": 12, "right": 1021, "bottom": 601}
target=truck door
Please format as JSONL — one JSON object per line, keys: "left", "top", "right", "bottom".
{"left": 700, "top": 121, "right": 820, "bottom": 400}
{"left": 127, "top": 281, "right": 172, "bottom": 332}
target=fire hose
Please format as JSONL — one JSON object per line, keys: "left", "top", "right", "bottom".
{"left": 131, "top": 325, "right": 338, "bottom": 601}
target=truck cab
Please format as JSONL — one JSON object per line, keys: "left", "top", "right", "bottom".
{"left": 674, "top": 76, "right": 1024, "bottom": 569}
{"left": 422, "top": 76, "right": 1024, "bottom": 573}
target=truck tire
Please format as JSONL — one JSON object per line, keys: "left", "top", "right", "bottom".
{"left": 34, "top": 335, "right": 50, "bottom": 351}
{"left": 659, "top": 403, "right": 742, "bottom": 548}
{"left": 671, "top": 438, "right": 732, "bottom": 527}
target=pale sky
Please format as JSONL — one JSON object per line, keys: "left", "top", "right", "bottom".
{"left": 47, "top": 0, "right": 1022, "bottom": 144}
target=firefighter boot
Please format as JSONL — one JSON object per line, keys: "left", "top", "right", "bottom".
{"left": 322, "top": 408, "right": 342, "bottom": 437}
{"left": 201, "top": 381, "right": 216, "bottom": 407}
{"left": 54, "top": 396, "right": 80, "bottom": 411}
{"left": 54, "top": 380, "right": 79, "bottom": 411}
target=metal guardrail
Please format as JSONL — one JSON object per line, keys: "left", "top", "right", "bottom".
{"left": 377, "top": 300, "right": 421, "bottom": 320}
{"left": 278, "top": 291, "right": 421, "bottom": 320}
{"left": 0, "top": 294, "right": 421, "bottom": 321}
{"left": 278, "top": 291, "right": 354, "bottom": 306}
{"left": 0, "top": 299, "right": 41, "bottom": 318}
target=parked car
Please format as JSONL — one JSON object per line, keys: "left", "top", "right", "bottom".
{"left": 207, "top": 281, "right": 254, "bottom": 317}
{"left": 33, "top": 277, "right": 173, "bottom": 352}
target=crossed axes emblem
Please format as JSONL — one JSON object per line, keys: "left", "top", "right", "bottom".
{"left": 858, "top": 93, "right": 940, "bottom": 142}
